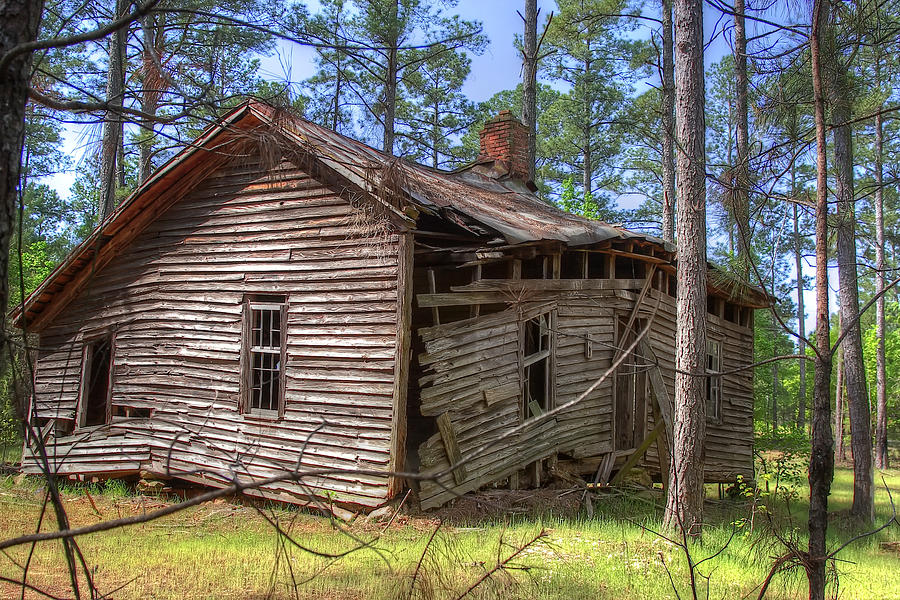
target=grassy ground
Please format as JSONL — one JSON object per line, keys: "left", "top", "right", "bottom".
{"left": 0, "top": 467, "right": 898, "bottom": 600}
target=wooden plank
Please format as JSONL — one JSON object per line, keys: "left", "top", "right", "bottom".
{"left": 639, "top": 338, "right": 673, "bottom": 435}
{"left": 436, "top": 412, "right": 467, "bottom": 485}
{"left": 483, "top": 381, "right": 520, "bottom": 406}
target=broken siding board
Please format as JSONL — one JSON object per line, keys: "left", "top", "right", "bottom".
{"left": 436, "top": 412, "right": 466, "bottom": 485}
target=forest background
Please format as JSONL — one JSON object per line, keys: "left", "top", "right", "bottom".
{"left": 3, "top": 0, "right": 897, "bottom": 461}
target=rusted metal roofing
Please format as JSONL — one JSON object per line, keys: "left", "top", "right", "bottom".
{"left": 259, "top": 103, "right": 667, "bottom": 248}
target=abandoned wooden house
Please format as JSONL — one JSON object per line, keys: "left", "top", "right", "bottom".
{"left": 16, "top": 102, "right": 768, "bottom": 512}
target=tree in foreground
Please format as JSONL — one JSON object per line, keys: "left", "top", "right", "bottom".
{"left": 663, "top": 0, "right": 707, "bottom": 536}
{"left": 808, "top": 0, "right": 835, "bottom": 596}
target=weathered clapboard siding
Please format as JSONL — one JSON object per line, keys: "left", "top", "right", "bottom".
{"left": 633, "top": 290, "right": 755, "bottom": 481}
{"left": 25, "top": 156, "right": 403, "bottom": 509}
{"left": 413, "top": 273, "right": 755, "bottom": 508}
{"left": 415, "top": 285, "right": 647, "bottom": 509}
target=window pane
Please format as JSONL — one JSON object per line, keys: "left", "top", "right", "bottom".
{"left": 247, "top": 298, "right": 286, "bottom": 414}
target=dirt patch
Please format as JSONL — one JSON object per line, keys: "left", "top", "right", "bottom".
{"left": 424, "top": 488, "right": 584, "bottom": 524}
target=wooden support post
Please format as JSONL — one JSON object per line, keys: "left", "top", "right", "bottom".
{"left": 470, "top": 264, "right": 482, "bottom": 318}
{"left": 427, "top": 268, "right": 440, "bottom": 326}
{"left": 652, "top": 399, "right": 671, "bottom": 494}
{"left": 388, "top": 233, "right": 414, "bottom": 497}
{"left": 639, "top": 338, "right": 673, "bottom": 492}
{"left": 436, "top": 412, "right": 467, "bottom": 485}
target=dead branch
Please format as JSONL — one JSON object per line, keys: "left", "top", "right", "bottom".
{"left": 452, "top": 529, "right": 547, "bottom": 600}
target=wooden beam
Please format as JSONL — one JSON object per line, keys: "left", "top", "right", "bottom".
{"left": 388, "top": 232, "right": 414, "bottom": 497}
{"left": 426, "top": 268, "right": 440, "bottom": 325}
{"left": 652, "top": 399, "right": 671, "bottom": 494}
{"left": 436, "top": 412, "right": 467, "bottom": 485}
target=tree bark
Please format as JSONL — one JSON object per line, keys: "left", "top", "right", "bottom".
{"left": 522, "top": 0, "right": 538, "bottom": 182}
{"left": 663, "top": 0, "right": 706, "bottom": 537}
{"left": 771, "top": 317, "right": 779, "bottom": 435}
{"left": 831, "top": 77, "right": 874, "bottom": 525}
{"left": 383, "top": 44, "right": 397, "bottom": 154}
{"left": 808, "top": 3, "right": 835, "bottom": 597}
{"left": 660, "top": 0, "right": 676, "bottom": 243}
{"left": 794, "top": 164, "right": 807, "bottom": 429}
{"left": 139, "top": 13, "right": 164, "bottom": 185}
{"left": 0, "top": 0, "right": 45, "bottom": 327}
{"left": 834, "top": 343, "right": 845, "bottom": 462}
{"left": 733, "top": 0, "right": 750, "bottom": 279}
{"left": 100, "top": 0, "right": 127, "bottom": 219}
{"left": 874, "top": 91, "right": 888, "bottom": 470}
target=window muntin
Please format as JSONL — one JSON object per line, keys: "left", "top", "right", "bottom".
{"left": 706, "top": 339, "right": 722, "bottom": 421}
{"left": 244, "top": 297, "right": 287, "bottom": 416}
{"left": 521, "top": 312, "right": 554, "bottom": 420}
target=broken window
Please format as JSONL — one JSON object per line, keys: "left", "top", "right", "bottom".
{"left": 243, "top": 296, "right": 287, "bottom": 416}
{"left": 706, "top": 339, "right": 722, "bottom": 421}
{"left": 521, "top": 312, "right": 554, "bottom": 420}
{"left": 79, "top": 336, "right": 114, "bottom": 427}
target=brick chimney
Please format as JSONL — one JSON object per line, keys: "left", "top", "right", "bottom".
{"left": 478, "top": 110, "right": 530, "bottom": 181}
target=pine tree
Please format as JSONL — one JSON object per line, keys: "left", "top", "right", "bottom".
{"left": 664, "top": 0, "right": 707, "bottom": 536}
{"left": 395, "top": 44, "right": 476, "bottom": 168}
{"left": 542, "top": 0, "right": 648, "bottom": 210}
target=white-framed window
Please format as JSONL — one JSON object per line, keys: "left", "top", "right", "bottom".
{"left": 521, "top": 311, "right": 554, "bottom": 420}
{"left": 242, "top": 295, "right": 287, "bottom": 417}
{"left": 706, "top": 339, "right": 722, "bottom": 421}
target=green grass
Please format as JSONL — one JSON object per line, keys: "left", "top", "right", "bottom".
{"left": 0, "top": 467, "right": 898, "bottom": 599}
{"left": 0, "top": 441, "right": 21, "bottom": 465}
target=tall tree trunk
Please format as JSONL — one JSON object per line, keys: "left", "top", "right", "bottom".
{"left": 383, "top": 44, "right": 397, "bottom": 154}
{"left": 100, "top": 0, "right": 127, "bottom": 219}
{"left": 808, "top": 3, "right": 835, "bottom": 596}
{"left": 660, "top": 0, "right": 676, "bottom": 243}
{"left": 431, "top": 103, "right": 439, "bottom": 168}
{"left": 771, "top": 317, "right": 779, "bottom": 435}
{"left": 331, "top": 11, "right": 344, "bottom": 133}
{"left": 733, "top": 0, "right": 750, "bottom": 279}
{"left": 834, "top": 343, "right": 845, "bottom": 461}
{"left": 663, "top": 0, "right": 706, "bottom": 537}
{"left": 874, "top": 85, "right": 888, "bottom": 470}
{"left": 139, "top": 13, "right": 164, "bottom": 184}
{"left": 831, "top": 82, "right": 874, "bottom": 525}
{"left": 522, "top": 0, "right": 538, "bottom": 182}
{"left": 794, "top": 157, "right": 807, "bottom": 430}
{"left": 0, "top": 0, "right": 44, "bottom": 332}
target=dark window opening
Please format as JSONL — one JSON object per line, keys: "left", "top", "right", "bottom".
{"left": 480, "top": 260, "right": 508, "bottom": 280}
{"left": 561, "top": 251, "right": 586, "bottom": 279}
{"left": 244, "top": 296, "right": 287, "bottom": 415}
{"left": 521, "top": 255, "right": 546, "bottom": 279}
{"left": 522, "top": 312, "right": 553, "bottom": 420}
{"left": 668, "top": 275, "right": 677, "bottom": 296}
{"left": 81, "top": 338, "right": 112, "bottom": 427}
{"left": 707, "top": 295, "right": 718, "bottom": 315}
{"left": 588, "top": 253, "right": 610, "bottom": 279}
{"left": 724, "top": 302, "right": 737, "bottom": 324}
{"left": 614, "top": 256, "right": 645, "bottom": 279}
